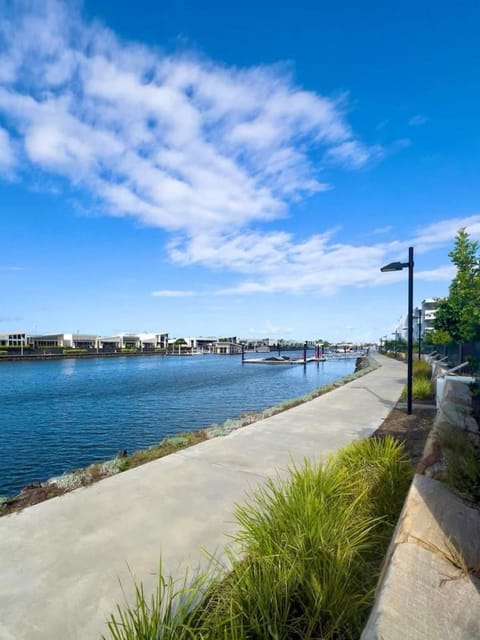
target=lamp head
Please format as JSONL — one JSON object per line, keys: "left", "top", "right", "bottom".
{"left": 380, "top": 261, "right": 407, "bottom": 272}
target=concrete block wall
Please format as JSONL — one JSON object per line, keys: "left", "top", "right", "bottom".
{"left": 361, "top": 377, "right": 480, "bottom": 640}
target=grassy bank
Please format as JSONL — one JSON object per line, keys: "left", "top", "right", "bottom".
{"left": 103, "top": 435, "right": 412, "bottom": 640}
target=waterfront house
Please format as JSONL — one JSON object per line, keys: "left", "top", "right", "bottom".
{"left": 213, "top": 340, "right": 243, "bottom": 355}
{"left": 28, "top": 333, "right": 98, "bottom": 349}
{"left": 0, "top": 332, "right": 27, "bottom": 347}
{"left": 99, "top": 333, "right": 168, "bottom": 352}
{"left": 185, "top": 336, "right": 217, "bottom": 353}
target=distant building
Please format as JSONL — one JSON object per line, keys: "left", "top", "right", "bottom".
{"left": 0, "top": 332, "right": 27, "bottom": 347}
{"left": 29, "top": 333, "right": 76, "bottom": 348}
{"left": 28, "top": 333, "right": 100, "bottom": 349}
{"left": 397, "top": 298, "right": 444, "bottom": 341}
{"left": 213, "top": 340, "right": 243, "bottom": 355}
{"left": 185, "top": 336, "right": 217, "bottom": 352}
{"left": 421, "top": 298, "right": 443, "bottom": 335}
{"left": 99, "top": 333, "right": 168, "bottom": 351}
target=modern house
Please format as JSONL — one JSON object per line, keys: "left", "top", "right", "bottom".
{"left": 28, "top": 333, "right": 97, "bottom": 349}
{"left": 421, "top": 298, "right": 443, "bottom": 335}
{"left": 99, "top": 333, "right": 168, "bottom": 352}
{"left": 24, "top": 332, "right": 168, "bottom": 352}
{"left": 0, "top": 332, "right": 27, "bottom": 347}
{"left": 185, "top": 337, "right": 217, "bottom": 353}
{"left": 212, "top": 340, "right": 243, "bottom": 355}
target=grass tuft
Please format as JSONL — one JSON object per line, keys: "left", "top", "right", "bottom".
{"left": 412, "top": 360, "right": 432, "bottom": 379}
{"left": 400, "top": 377, "right": 435, "bottom": 401}
{"left": 103, "top": 563, "right": 211, "bottom": 640}
{"left": 103, "top": 436, "right": 412, "bottom": 640}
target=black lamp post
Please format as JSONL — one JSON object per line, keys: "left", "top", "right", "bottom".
{"left": 381, "top": 247, "right": 414, "bottom": 415}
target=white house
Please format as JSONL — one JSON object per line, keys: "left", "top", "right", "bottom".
{"left": 28, "top": 333, "right": 99, "bottom": 349}
{"left": 421, "top": 298, "right": 443, "bottom": 335}
{"left": 0, "top": 332, "right": 27, "bottom": 347}
{"left": 99, "top": 332, "right": 168, "bottom": 351}
{"left": 213, "top": 340, "right": 243, "bottom": 355}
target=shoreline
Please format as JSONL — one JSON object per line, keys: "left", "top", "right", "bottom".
{"left": 0, "top": 355, "right": 377, "bottom": 516}
{"left": 0, "top": 350, "right": 178, "bottom": 363}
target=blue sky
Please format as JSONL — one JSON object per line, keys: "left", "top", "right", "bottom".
{"left": 0, "top": 0, "right": 479, "bottom": 342}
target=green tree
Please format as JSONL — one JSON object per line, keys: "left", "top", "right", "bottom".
{"left": 423, "top": 329, "right": 452, "bottom": 345}
{"left": 434, "top": 228, "right": 480, "bottom": 342}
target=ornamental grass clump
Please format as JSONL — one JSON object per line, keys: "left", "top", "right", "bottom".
{"left": 103, "top": 436, "right": 412, "bottom": 640}
{"left": 400, "top": 360, "right": 434, "bottom": 401}
{"left": 400, "top": 376, "right": 434, "bottom": 401}
{"left": 412, "top": 360, "right": 432, "bottom": 379}
{"left": 105, "top": 564, "right": 210, "bottom": 640}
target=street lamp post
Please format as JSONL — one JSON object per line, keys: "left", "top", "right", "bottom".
{"left": 381, "top": 247, "right": 414, "bottom": 415}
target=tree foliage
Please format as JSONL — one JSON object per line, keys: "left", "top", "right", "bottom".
{"left": 434, "top": 228, "right": 480, "bottom": 342}
{"left": 423, "top": 328, "right": 452, "bottom": 345}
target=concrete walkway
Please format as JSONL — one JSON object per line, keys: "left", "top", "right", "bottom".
{"left": 0, "top": 355, "right": 406, "bottom": 640}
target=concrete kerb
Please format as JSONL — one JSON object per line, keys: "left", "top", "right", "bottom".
{"left": 362, "top": 376, "right": 480, "bottom": 640}
{"left": 0, "top": 353, "right": 407, "bottom": 640}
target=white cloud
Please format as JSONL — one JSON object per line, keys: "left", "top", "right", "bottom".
{"left": 412, "top": 214, "right": 480, "bottom": 253}
{"left": 0, "top": 2, "right": 465, "bottom": 300}
{"left": 324, "top": 140, "right": 383, "bottom": 168}
{"left": 170, "top": 214, "right": 480, "bottom": 296}
{"left": 248, "top": 322, "right": 294, "bottom": 335}
{"left": 0, "top": 0, "right": 378, "bottom": 237}
{"left": 408, "top": 114, "right": 428, "bottom": 126}
{"left": 392, "top": 138, "right": 412, "bottom": 150}
{"left": 0, "top": 126, "right": 15, "bottom": 175}
{"left": 0, "top": 265, "right": 26, "bottom": 271}
{"left": 372, "top": 225, "right": 393, "bottom": 235}
{"left": 416, "top": 265, "right": 456, "bottom": 281}
{"left": 151, "top": 290, "right": 196, "bottom": 297}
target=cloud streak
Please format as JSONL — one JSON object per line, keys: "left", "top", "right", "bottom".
{"left": 170, "top": 214, "right": 480, "bottom": 296}
{"left": 151, "top": 290, "right": 196, "bottom": 297}
{"left": 1, "top": 2, "right": 466, "bottom": 301}
{"left": 0, "top": 0, "right": 378, "bottom": 238}
{"left": 408, "top": 114, "right": 428, "bottom": 126}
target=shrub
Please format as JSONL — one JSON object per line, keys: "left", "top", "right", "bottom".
{"left": 412, "top": 360, "right": 432, "bottom": 379}
{"left": 400, "top": 377, "right": 434, "bottom": 400}
{"left": 103, "top": 437, "right": 412, "bottom": 640}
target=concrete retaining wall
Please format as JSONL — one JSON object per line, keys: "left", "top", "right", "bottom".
{"left": 361, "top": 378, "right": 480, "bottom": 640}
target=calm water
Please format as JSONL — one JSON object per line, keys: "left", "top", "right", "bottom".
{"left": 0, "top": 353, "right": 355, "bottom": 496}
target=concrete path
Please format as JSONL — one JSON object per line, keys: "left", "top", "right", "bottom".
{"left": 0, "top": 355, "right": 406, "bottom": 640}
